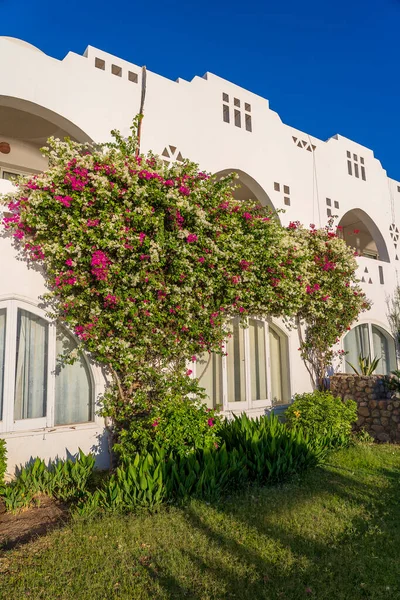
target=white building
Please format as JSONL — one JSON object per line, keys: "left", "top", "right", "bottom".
{"left": 0, "top": 37, "right": 398, "bottom": 474}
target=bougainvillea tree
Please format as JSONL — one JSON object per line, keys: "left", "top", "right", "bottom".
{"left": 285, "top": 221, "right": 370, "bottom": 388}
{"left": 2, "top": 122, "right": 368, "bottom": 452}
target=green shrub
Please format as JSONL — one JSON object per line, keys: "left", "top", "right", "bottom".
{"left": 1, "top": 449, "right": 95, "bottom": 512}
{"left": 113, "top": 396, "right": 222, "bottom": 460}
{"left": 0, "top": 438, "right": 7, "bottom": 491}
{"left": 285, "top": 391, "right": 357, "bottom": 441}
{"left": 2, "top": 414, "right": 340, "bottom": 516}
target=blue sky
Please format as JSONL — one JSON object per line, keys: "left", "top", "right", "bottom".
{"left": 2, "top": 0, "right": 400, "bottom": 178}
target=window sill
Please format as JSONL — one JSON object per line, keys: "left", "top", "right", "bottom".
{"left": 0, "top": 421, "right": 104, "bottom": 438}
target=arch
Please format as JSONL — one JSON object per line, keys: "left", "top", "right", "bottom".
{"left": 338, "top": 208, "right": 390, "bottom": 263}
{"left": 0, "top": 96, "right": 93, "bottom": 145}
{"left": 343, "top": 322, "right": 396, "bottom": 375}
{"left": 215, "top": 168, "right": 279, "bottom": 220}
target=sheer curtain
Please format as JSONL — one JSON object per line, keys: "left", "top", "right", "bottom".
{"left": 55, "top": 328, "right": 92, "bottom": 425}
{"left": 0, "top": 309, "right": 6, "bottom": 420}
{"left": 226, "top": 318, "right": 246, "bottom": 402}
{"left": 344, "top": 324, "right": 370, "bottom": 373}
{"left": 269, "top": 326, "right": 283, "bottom": 405}
{"left": 14, "top": 309, "right": 48, "bottom": 420}
{"left": 372, "top": 325, "right": 395, "bottom": 375}
{"left": 249, "top": 319, "right": 268, "bottom": 401}
{"left": 197, "top": 352, "right": 223, "bottom": 409}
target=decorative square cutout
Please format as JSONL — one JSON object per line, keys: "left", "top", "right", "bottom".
{"left": 111, "top": 64, "right": 122, "bottom": 77}
{"left": 234, "top": 98, "right": 240, "bottom": 107}
{"left": 244, "top": 103, "right": 251, "bottom": 112}
{"left": 334, "top": 200, "right": 339, "bottom": 209}
{"left": 95, "top": 57, "right": 105, "bottom": 70}
{"left": 128, "top": 71, "right": 138, "bottom": 83}
{"left": 222, "top": 92, "right": 229, "bottom": 102}
{"left": 326, "top": 198, "right": 331, "bottom": 207}
{"left": 283, "top": 185, "right": 290, "bottom": 194}
{"left": 284, "top": 197, "right": 290, "bottom": 206}
{"left": 274, "top": 182, "right": 280, "bottom": 191}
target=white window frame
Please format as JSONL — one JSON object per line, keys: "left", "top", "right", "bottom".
{"left": 193, "top": 318, "right": 290, "bottom": 412}
{"left": 342, "top": 321, "right": 398, "bottom": 374}
{"left": 0, "top": 299, "right": 95, "bottom": 433}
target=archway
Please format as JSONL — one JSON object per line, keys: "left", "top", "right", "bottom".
{"left": 215, "top": 168, "right": 279, "bottom": 219}
{"left": 338, "top": 208, "right": 390, "bottom": 263}
{"left": 0, "top": 96, "right": 93, "bottom": 181}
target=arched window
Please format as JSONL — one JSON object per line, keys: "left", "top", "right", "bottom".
{"left": 0, "top": 300, "right": 93, "bottom": 433}
{"left": 343, "top": 323, "right": 396, "bottom": 375}
{"left": 196, "top": 318, "right": 290, "bottom": 410}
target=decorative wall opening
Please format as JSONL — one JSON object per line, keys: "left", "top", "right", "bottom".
{"left": 160, "top": 145, "right": 184, "bottom": 165}
{"left": 346, "top": 151, "right": 366, "bottom": 181}
{"left": 222, "top": 93, "right": 252, "bottom": 132}
{"left": 343, "top": 323, "right": 396, "bottom": 376}
{"left": 338, "top": 208, "right": 390, "bottom": 262}
{"left": 292, "top": 136, "right": 316, "bottom": 152}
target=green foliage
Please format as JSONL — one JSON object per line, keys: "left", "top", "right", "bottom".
{"left": 112, "top": 393, "right": 222, "bottom": 459}
{"left": 1, "top": 450, "right": 95, "bottom": 512}
{"left": 219, "top": 413, "right": 329, "bottom": 482}
{"left": 285, "top": 391, "right": 357, "bottom": 441}
{"left": 2, "top": 414, "right": 341, "bottom": 516}
{"left": 0, "top": 438, "right": 6, "bottom": 492}
{"left": 347, "top": 353, "right": 381, "bottom": 375}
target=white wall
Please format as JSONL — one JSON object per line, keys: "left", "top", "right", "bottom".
{"left": 1, "top": 36, "right": 399, "bottom": 472}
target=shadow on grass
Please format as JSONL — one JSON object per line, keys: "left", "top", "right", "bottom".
{"left": 146, "top": 462, "right": 400, "bottom": 600}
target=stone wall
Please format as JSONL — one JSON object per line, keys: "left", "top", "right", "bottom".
{"left": 330, "top": 374, "right": 400, "bottom": 443}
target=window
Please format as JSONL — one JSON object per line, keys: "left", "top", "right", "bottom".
{"left": 343, "top": 323, "right": 396, "bottom": 375}
{"left": 1, "top": 169, "right": 21, "bottom": 181}
{"left": 111, "top": 64, "right": 122, "bottom": 77}
{"left": 195, "top": 318, "right": 290, "bottom": 410}
{"left": 0, "top": 300, "right": 93, "bottom": 433}
{"left": 95, "top": 57, "right": 105, "bottom": 70}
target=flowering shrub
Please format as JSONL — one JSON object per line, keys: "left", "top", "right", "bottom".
{"left": 112, "top": 394, "right": 222, "bottom": 459}
{"left": 285, "top": 391, "right": 357, "bottom": 439}
{"left": 1, "top": 120, "right": 368, "bottom": 453}
{"left": 285, "top": 221, "right": 370, "bottom": 387}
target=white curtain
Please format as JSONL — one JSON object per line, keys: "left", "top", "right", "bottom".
{"left": 227, "top": 318, "right": 246, "bottom": 402}
{"left": 197, "top": 352, "right": 223, "bottom": 409}
{"left": 0, "top": 309, "right": 6, "bottom": 420}
{"left": 372, "top": 325, "right": 395, "bottom": 375}
{"left": 344, "top": 324, "right": 370, "bottom": 373}
{"left": 14, "top": 309, "right": 48, "bottom": 420}
{"left": 55, "top": 328, "right": 92, "bottom": 425}
{"left": 249, "top": 319, "right": 268, "bottom": 401}
{"left": 269, "top": 326, "right": 283, "bottom": 405}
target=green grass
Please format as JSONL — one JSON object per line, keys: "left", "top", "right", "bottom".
{"left": 2, "top": 444, "right": 400, "bottom": 600}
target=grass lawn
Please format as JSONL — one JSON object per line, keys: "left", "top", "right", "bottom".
{"left": 1, "top": 444, "right": 400, "bottom": 600}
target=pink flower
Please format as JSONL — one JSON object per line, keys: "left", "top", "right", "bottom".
{"left": 87, "top": 219, "right": 99, "bottom": 227}
{"left": 138, "top": 232, "right": 146, "bottom": 246}
{"left": 191, "top": 356, "right": 197, "bottom": 362}
{"left": 198, "top": 256, "right": 205, "bottom": 263}
{"left": 65, "top": 258, "right": 73, "bottom": 267}
{"left": 152, "top": 420, "right": 159, "bottom": 427}
{"left": 55, "top": 195, "right": 73, "bottom": 208}
{"left": 187, "top": 234, "right": 198, "bottom": 243}
{"left": 186, "top": 369, "right": 193, "bottom": 376}
{"left": 179, "top": 186, "right": 190, "bottom": 196}
{"left": 207, "top": 418, "right": 214, "bottom": 427}
{"left": 239, "top": 260, "right": 251, "bottom": 271}
{"left": 243, "top": 212, "right": 253, "bottom": 220}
